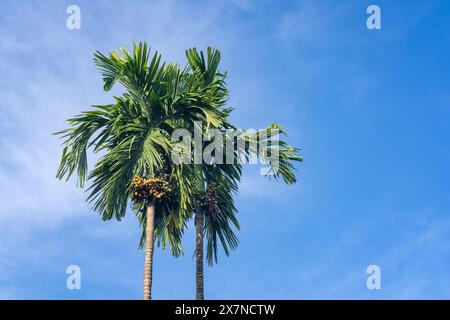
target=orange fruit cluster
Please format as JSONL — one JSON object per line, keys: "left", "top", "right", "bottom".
{"left": 131, "top": 176, "right": 171, "bottom": 204}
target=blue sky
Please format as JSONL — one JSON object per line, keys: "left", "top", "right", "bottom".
{"left": 1, "top": 0, "right": 450, "bottom": 299}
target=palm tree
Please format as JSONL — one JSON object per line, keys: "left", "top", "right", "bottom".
{"left": 55, "top": 43, "right": 229, "bottom": 300}
{"left": 189, "top": 126, "right": 301, "bottom": 300}
{"left": 183, "top": 48, "right": 302, "bottom": 299}
{"left": 176, "top": 48, "right": 238, "bottom": 299}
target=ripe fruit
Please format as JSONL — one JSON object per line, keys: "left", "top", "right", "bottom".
{"left": 131, "top": 175, "right": 171, "bottom": 205}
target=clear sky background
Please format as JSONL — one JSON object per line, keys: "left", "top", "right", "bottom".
{"left": 1, "top": 0, "right": 450, "bottom": 299}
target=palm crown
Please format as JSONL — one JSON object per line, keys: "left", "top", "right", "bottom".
{"left": 55, "top": 42, "right": 302, "bottom": 299}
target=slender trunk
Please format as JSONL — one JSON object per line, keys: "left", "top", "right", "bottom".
{"left": 195, "top": 208, "right": 204, "bottom": 300}
{"left": 143, "top": 200, "right": 156, "bottom": 300}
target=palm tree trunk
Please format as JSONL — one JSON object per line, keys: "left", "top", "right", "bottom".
{"left": 143, "top": 200, "right": 156, "bottom": 300}
{"left": 195, "top": 208, "right": 204, "bottom": 300}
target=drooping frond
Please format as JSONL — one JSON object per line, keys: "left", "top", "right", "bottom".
{"left": 203, "top": 164, "right": 240, "bottom": 265}
{"left": 237, "top": 124, "right": 302, "bottom": 184}
{"left": 55, "top": 105, "right": 112, "bottom": 187}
